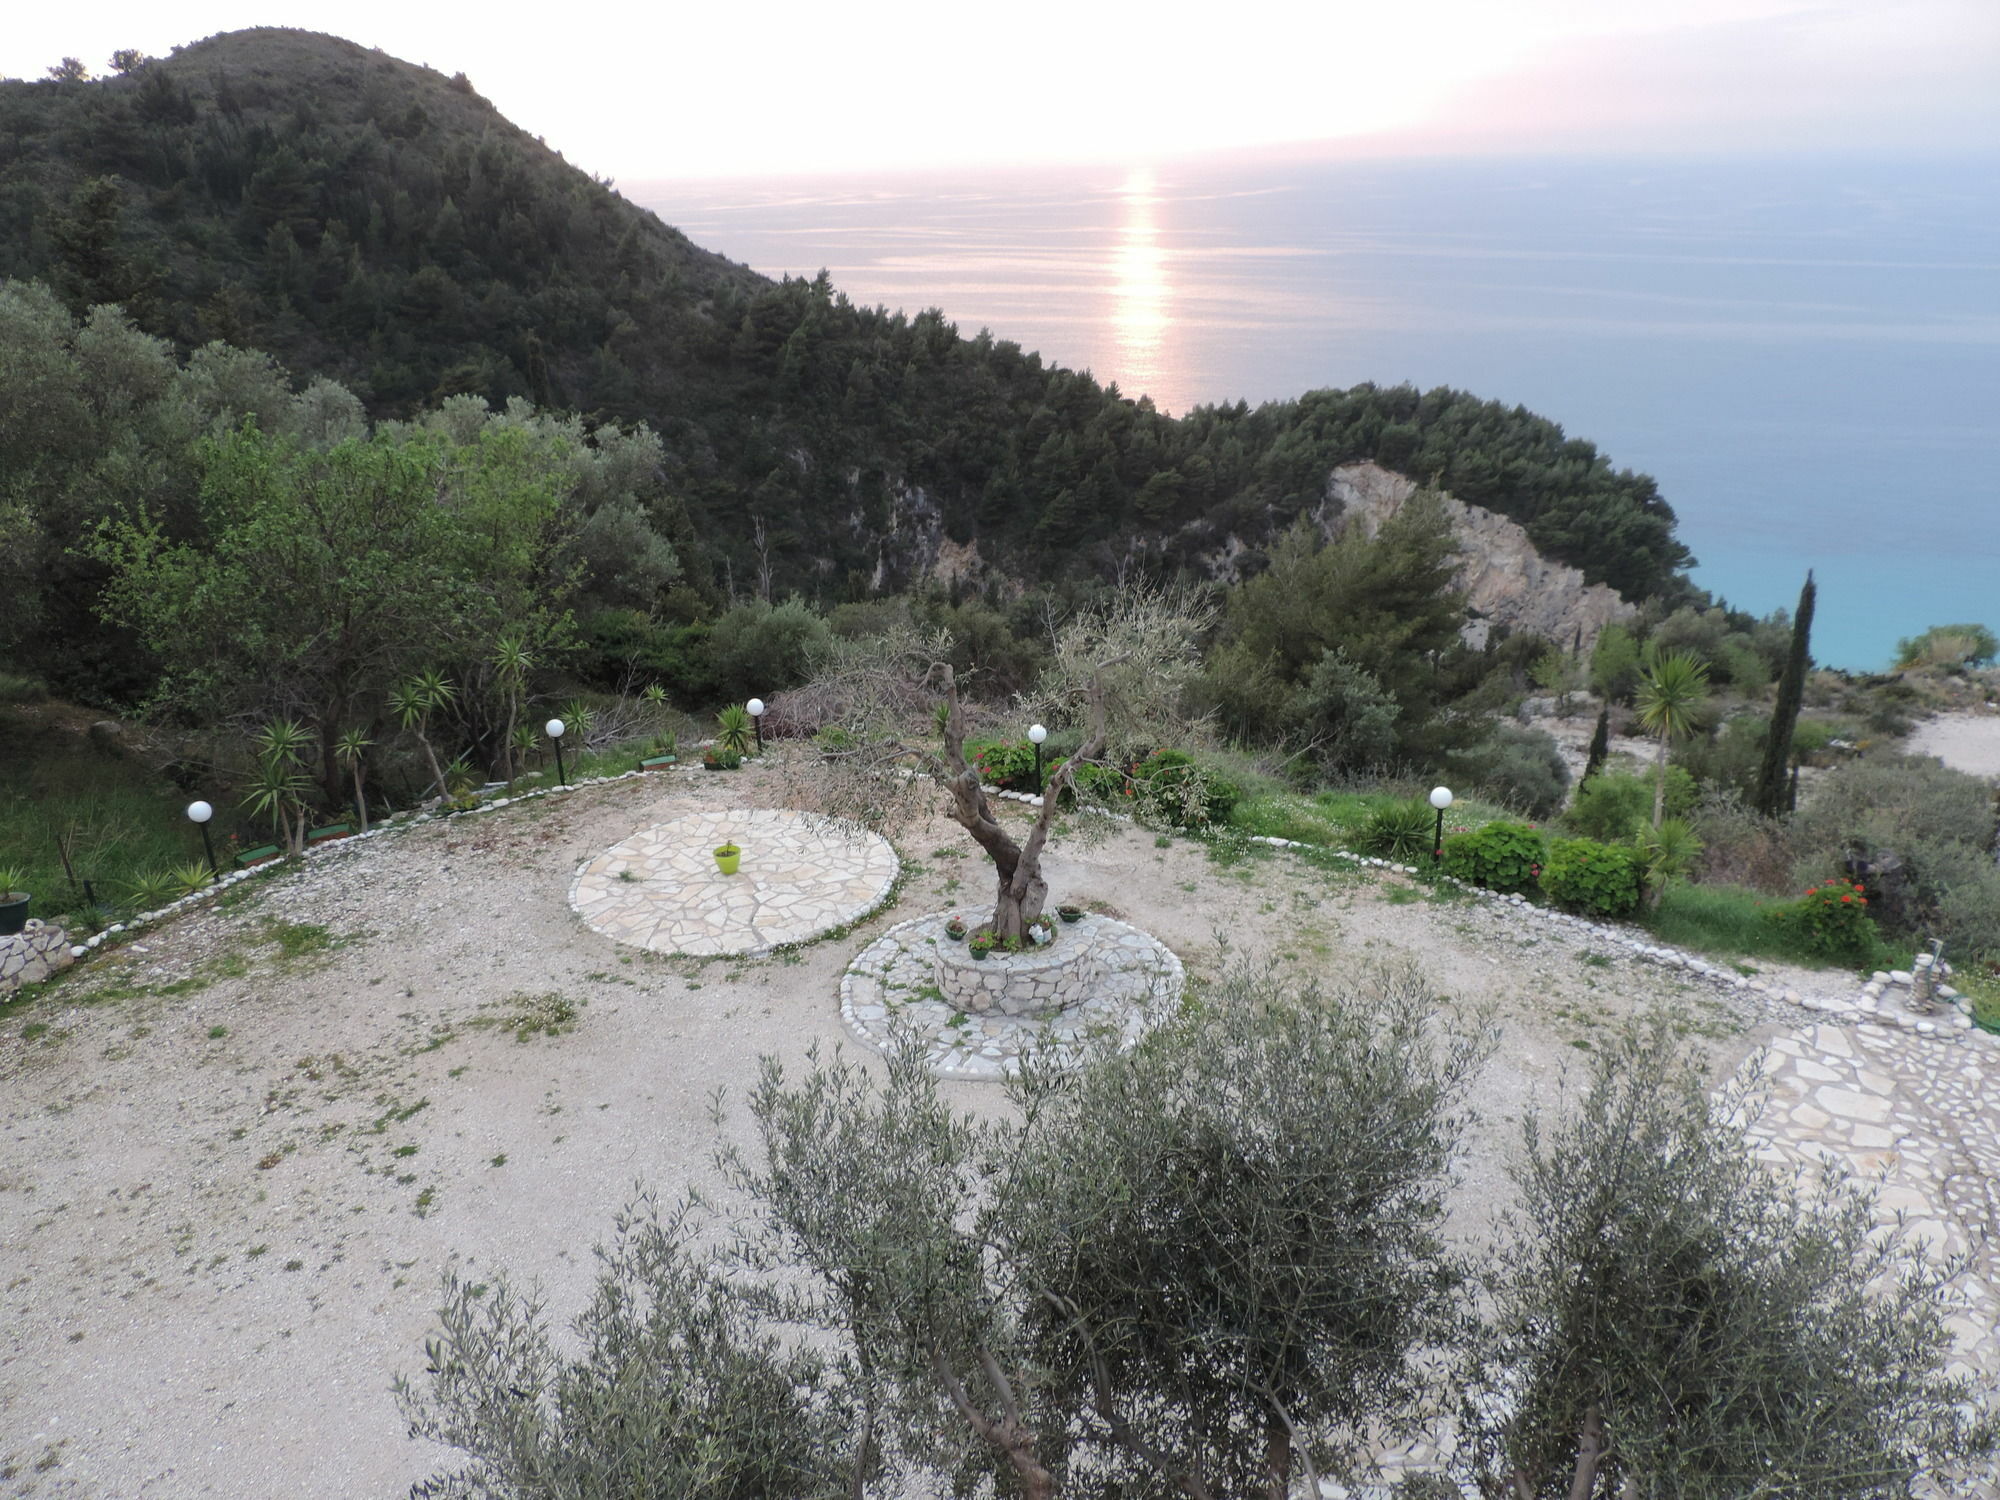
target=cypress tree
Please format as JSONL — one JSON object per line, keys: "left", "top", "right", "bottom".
{"left": 1753, "top": 571, "right": 1815, "bottom": 817}
{"left": 1582, "top": 705, "right": 1610, "bottom": 787}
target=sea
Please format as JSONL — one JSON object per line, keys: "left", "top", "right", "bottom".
{"left": 630, "top": 154, "right": 2000, "bottom": 673}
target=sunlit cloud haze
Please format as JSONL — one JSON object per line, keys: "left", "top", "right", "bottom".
{"left": 5, "top": 0, "right": 1995, "bottom": 178}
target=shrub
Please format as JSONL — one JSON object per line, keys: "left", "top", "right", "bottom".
{"left": 1763, "top": 880, "right": 1885, "bottom": 967}
{"left": 1635, "top": 817, "right": 1703, "bottom": 896}
{"left": 1540, "top": 837, "right": 1642, "bottom": 917}
{"left": 0, "top": 672, "right": 48, "bottom": 704}
{"left": 1565, "top": 772, "right": 1652, "bottom": 843}
{"left": 1357, "top": 799, "right": 1438, "bottom": 862}
{"left": 1132, "top": 748, "right": 1241, "bottom": 829}
{"left": 1449, "top": 723, "right": 1570, "bottom": 819}
{"left": 965, "top": 737, "right": 1039, "bottom": 791}
{"left": 1441, "top": 819, "right": 1545, "bottom": 895}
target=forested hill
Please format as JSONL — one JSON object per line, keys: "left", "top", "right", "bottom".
{"left": 0, "top": 28, "right": 1692, "bottom": 603}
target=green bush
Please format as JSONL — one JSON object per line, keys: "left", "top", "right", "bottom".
{"left": 1357, "top": 799, "right": 1438, "bottom": 862}
{"left": 0, "top": 672, "right": 48, "bottom": 704}
{"left": 1762, "top": 880, "right": 1885, "bottom": 967}
{"left": 1449, "top": 724, "right": 1570, "bottom": 819}
{"left": 1540, "top": 837, "right": 1642, "bottom": 918}
{"left": 966, "top": 737, "right": 1040, "bottom": 791}
{"left": 1132, "top": 748, "right": 1241, "bottom": 829}
{"left": 1440, "top": 819, "right": 1545, "bottom": 895}
{"left": 1565, "top": 772, "right": 1652, "bottom": 843}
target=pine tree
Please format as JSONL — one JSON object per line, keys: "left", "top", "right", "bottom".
{"left": 1753, "top": 572, "right": 1815, "bottom": 817}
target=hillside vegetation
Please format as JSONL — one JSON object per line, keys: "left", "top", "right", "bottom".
{"left": 2, "top": 28, "right": 1690, "bottom": 610}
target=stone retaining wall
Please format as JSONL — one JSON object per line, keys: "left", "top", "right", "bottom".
{"left": 1, "top": 921, "right": 75, "bottom": 997}
{"left": 933, "top": 915, "right": 1101, "bottom": 1018}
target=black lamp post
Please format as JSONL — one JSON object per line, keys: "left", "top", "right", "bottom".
{"left": 547, "top": 718, "right": 568, "bottom": 787}
{"left": 1028, "top": 723, "right": 1047, "bottom": 795}
{"left": 1429, "top": 785, "right": 1453, "bottom": 863}
{"left": 187, "top": 799, "right": 219, "bottom": 877}
{"left": 747, "top": 697, "right": 765, "bottom": 753}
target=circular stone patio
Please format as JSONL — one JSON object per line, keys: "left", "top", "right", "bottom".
{"left": 840, "top": 910, "right": 1184, "bottom": 1080}
{"left": 569, "top": 808, "right": 899, "bottom": 957}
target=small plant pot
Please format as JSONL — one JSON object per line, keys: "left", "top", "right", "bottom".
{"left": 234, "top": 845, "right": 281, "bottom": 869}
{"left": 943, "top": 919, "right": 968, "bottom": 942}
{"left": 307, "top": 823, "right": 353, "bottom": 846}
{"left": 1057, "top": 905, "right": 1085, "bottom": 923}
{"left": 714, "top": 845, "right": 741, "bottom": 875}
{"left": 0, "top": 893, "right": 28, "bottom": 937}
{"left": 967, "top": 943, "right": 992, "bottom": 961}
{"left": 640, "top": 754, "right": 678, "bottom": 770}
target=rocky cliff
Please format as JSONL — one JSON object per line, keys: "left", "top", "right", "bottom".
{"left": 1323, "top": 462, "right": 1637, "bottom": 654}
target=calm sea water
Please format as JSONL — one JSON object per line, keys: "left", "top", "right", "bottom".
{"left": 632, "top": 155, "right": 2000, "bottom": 671}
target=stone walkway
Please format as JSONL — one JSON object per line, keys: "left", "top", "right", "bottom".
{"left": 1745, "top": 1022, "right": 2000, "bottom": 1456}
{"left": 841, "top": 911, "right": 1184, "bottom": 1079}
{"left": 568, "top": 808, "right": 898, "bottom": 957}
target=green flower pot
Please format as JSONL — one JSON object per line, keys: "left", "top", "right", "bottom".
{"left": 714, "top": 845, "right": 741, "bottom": 875}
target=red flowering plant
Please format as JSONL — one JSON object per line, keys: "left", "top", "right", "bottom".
{"left": 1764, "top": 878, "right": 1883, "bottom": 966}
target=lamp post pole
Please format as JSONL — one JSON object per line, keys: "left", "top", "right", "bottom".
{"left": 187, "top": 800, "right": 218, "bottom": 877}
{"left": 747, "top": 698, "right": 765, "bottom": 753}
{"left": 546, "top": 719, "right": 567, "bottom": 788}
{"left": 1429, "top": 785, "right": 1454, "bottom": 864}
{"left": 1028, "top": 723, "right": 1047, "bottom": 795}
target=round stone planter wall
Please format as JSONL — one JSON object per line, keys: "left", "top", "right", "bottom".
{"left": 934, "top": 917, "right": 1097, "bottom": 1018}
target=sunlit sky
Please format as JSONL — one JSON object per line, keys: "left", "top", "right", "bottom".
{"left": 5, "top": 1, "right": 1995, "bottom": 180}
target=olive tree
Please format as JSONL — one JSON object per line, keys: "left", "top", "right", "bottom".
{"left": 795, "top": 585, "right": 1212, "bottom": 941}
{"left": 1468, "top": 1016, "right": 1995, "bottom": 1498}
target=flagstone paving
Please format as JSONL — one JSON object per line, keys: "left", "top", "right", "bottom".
{"left": 568, "top": 808, "right": 898, "bottom": 957}
{"left": 1744, "top": 1022, "right": 2000, "bottom": 1440}
{"left": 840, "top": 910, "right": 1184, "bottom": 1079}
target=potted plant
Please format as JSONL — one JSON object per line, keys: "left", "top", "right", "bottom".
{"left": 0, "top": 867, "right": 30, "bottom": 937}
{"left": 715, "top": 705, "right": 755, "bottom": 758}
{"left": 1057, "top": 903, "right": 1085, "bottom": 923}
{"left": 943, "top": 916, "right": 967, "bottom": 942}
{"left": 713, "top": 842, "right": 741, "bottom": 875}
{"left": 967, "top": 933, "right": 993, "bottom": 960}
{"left": 703, "top": 745, "right": 742, "bottom": 771}
{"left": 641, "top": 730, "right": 679, "bottom": 770}
{"left": 1028, "top": 917, "right": 1055, "bottom": 946}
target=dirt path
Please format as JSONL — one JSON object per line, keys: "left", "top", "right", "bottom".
{"left": 0, "top": 761, "right": 1797, "bottom": 1497}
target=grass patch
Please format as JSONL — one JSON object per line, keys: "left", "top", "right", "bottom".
{"left": 1637, "top": 882, "right": 1886, "bottom": 971}
{"left": 262, "top": 919, "right": 336, "bottom": 961}
{"left": 1959, "top": 968, "right": 2000, "bottom": 1033}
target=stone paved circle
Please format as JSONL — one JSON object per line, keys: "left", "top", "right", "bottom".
{"left": 569, "top": 808, "right": 898, "bottom": 957}
{"left": 840, "top": 910, "right": 1184, "bottom": 1080}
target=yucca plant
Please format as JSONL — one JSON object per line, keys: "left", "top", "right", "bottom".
{"left": 246, "top": 719, "right": 313, "bottom": 853}
{"left": 560, "top": 699, "right": 598, "bottom": 749}
{"left": 1636, "top": 649, "right": 1711, "bottom": 830}
{"left": 716, "top": 704, "right": 755, "bottom": 756}
{"left": 390, "top": 669, "right": 457, "bottom": 797}
{"left": 334, "top": 727, "right": 373, "bottom": 833}
{"left": 492, "top": 636, "right": 533, "bottom": 779}
{"left": 1355, "top": 799, "right": 1437, "bottom": 862}
{"left": 125, "top": 867, "right": 181, "bottom": 911}
{"left": 1636, "top": 817, "right": 1703, "bottom": 908}
{"left": 508, "top": 723, "right": 541, "bottom": 782}
{"left": 171, "top": 862, "right": 216, "bottom": 897}
{"left": 0, "top": 865, "right": 29, "bottom": 900}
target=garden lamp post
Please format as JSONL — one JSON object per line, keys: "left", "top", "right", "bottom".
{"left": 1429, "top": 785, "right": 1453, "bottom": 863}
{"left": 746, "top": 697, "right": 765, "bottom": 753}
{"left": 187, "top": 799, "right": 218, "bottom": 877}
{"left": 546, "top": 718, "right": 567, "bottom": 788}
{"left": 1028, "top": 723, "right": 1047, "bottom": 794}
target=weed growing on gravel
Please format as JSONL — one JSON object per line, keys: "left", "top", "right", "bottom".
{"left": 207, "top": 1025, "right": 227, "bottom": 1039}
{"left": 262, "top": 919, "right": 338, "bottom": 961}
{"left": 476, "top": 991, "right": 578, "bottom": 1041}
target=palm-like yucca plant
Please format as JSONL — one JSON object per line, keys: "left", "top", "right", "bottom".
{"left": 334, "top": 727, "right": 373, "bottom": 833}
{"left": 1636, "top": 817, "right": 1703, "bottom": 908}
{"left": 390, "top": 669, "right": 456, "bottom": 797}
{"left": 1635, "top": 650, "right": 1712, "bottom": 829}
{"left": 247, "top": 718, "right": 314, "bottom": 853}
{"left": 560, "top": 699, "right": 598, "bottom": 749}
{"left": 508, "top": 723, "right": 541, "bottom": 782}
{"left": 126, "top": 867, "right": 181, "bottom": 911}
{"left": 492, "top": 636, "right": 533, "bottom": 779}
{"left": 715, "top": 704, "right": 754, "bottom": 757}
{"left": 171, "top": 862, "right": 216, "bottom": 897}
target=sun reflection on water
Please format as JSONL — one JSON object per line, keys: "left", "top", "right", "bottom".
{"left": 1112, "top": 168, "right": 1169, "bottom": 403}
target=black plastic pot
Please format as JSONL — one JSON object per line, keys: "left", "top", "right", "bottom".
{"left": 0, "top": 893, "right": 28, "bottom": 937}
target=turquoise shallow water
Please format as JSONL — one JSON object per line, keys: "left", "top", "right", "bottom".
{"left": 634, "top": 155, "right": 2000, "bottom": 671}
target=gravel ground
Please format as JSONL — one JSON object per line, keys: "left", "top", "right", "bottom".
{"left": 0, "top": 758, "right": 1822, "bottom": 1497}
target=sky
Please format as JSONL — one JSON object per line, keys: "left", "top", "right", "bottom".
{"left": 4, "top": 1, "right": 1995, "bottom": 181}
